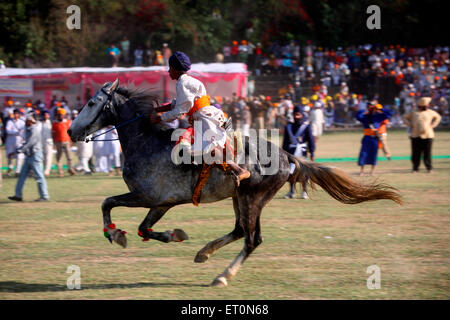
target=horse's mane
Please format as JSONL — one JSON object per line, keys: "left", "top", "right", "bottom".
{"left": 115, "top": 85, "right": 176, "bottom": 140}
{"left": 116, "top": 85, "right": 160, "bottom": 116}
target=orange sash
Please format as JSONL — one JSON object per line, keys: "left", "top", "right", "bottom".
{"left": 187, "top": 95, "right": 211, "bottom": 118}
{"left": 363, "top": 128, "right": 377, "bottom": 136}
{"left": 364, "top": 128, "right": 383, "bottom": 149}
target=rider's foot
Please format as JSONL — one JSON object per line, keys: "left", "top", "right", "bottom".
{"left": 234, "top": 170, "right": 250, "bottom": 187}
{"left": 227, "top": 161, "right": 251, "bottom": 187}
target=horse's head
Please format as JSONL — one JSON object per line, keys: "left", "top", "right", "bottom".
{"left": 68, "top": 79, "right": 119, "bottom": 142}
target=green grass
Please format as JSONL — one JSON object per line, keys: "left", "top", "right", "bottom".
{"left": 0, "top": 130, "right": 449, "bottom": 299}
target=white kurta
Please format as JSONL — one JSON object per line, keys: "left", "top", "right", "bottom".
{"left": 75, "top": 135, "right": 94, "bottom": 173}
{"left": 161, "top": 74, "right": 227, "bottom": 155}
{"left": 104, "top": 128, "right": 121, "bottom": 169}
{"left": 41, "top": 119, "right": 54, "bottom": 175}
{"left": 94, "top": 129, "right": 109, "bottom": 173}
{"left": 310, "top": 108, "right": 325, "bottom": 137}
{"left": 5, "top": 119, "right": 25, "bottom": 156}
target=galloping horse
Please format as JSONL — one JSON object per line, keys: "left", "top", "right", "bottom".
{"left": 68, "top": 79, "right": 402, "bottom": 287}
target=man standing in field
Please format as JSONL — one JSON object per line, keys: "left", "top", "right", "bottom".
{"left": 282, "top": 106, "right": 315, "bottom": 199}
{"left": 41, "top": 110, "right": 53, "bottom": 176}
{"left": 356, "top": 101, "right": 391, "bottom": 176}
{"left": 5, "top": 109, "right": 26, "bottom": 177}
{"left": 8, "top": 113, "right": 49, "bottom": 202}
{"left": 403, "top": 97, "right": 441, "bottom": 173}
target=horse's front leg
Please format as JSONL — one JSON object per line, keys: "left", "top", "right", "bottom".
{"left": 102, "top": 192, "right": 151, "bottom": 248}
{"left": 138, "top": 206, "right": 189, "bottom": 243}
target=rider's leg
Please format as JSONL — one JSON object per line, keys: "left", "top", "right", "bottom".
{"left": 219, "top": 146, "right": 250, "bottom": 186}
{"left": 226, "top": 159, "right": 250, "bottom": 186}
{"left": 208, "top": 147, "right": 250, "bottom": 186}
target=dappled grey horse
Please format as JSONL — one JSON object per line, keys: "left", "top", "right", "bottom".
{"left": 68, "top": 80, "right": 402, "bottom": 287}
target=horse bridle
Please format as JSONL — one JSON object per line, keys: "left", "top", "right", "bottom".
{"left": 100, "top": 87, "right": 119, "bottom": 119}
{"left": 84, "top": 87, "right": 144, "bottom": 142}
{"left": 84, "top": 87, "right": 117, "bottom": 127}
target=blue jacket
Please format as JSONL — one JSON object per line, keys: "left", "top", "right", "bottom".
{"left": 282, "top": 120, "right": 315, "bottom": 158}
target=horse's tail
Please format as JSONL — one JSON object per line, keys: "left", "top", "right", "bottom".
{"left": 286, "top": 153, "right": 403, "bottom": 205}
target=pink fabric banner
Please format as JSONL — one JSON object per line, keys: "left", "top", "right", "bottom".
{"left": 0, "top": 66, "right": 248, "bottom": 102}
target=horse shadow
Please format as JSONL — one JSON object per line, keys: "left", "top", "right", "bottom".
{"left": 0, "top": 281, "right": 208, "bottom": 293}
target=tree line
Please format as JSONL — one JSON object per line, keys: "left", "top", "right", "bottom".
{"left": 0, "top": 0, "right": 445, "bottom": 68}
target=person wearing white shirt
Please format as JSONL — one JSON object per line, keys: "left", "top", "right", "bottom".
{"left": 40, "top": 111, "right": 54, "bottom": 176}
{"left": 104, "top": 127, "right": 121, "bottom": 176}
{"left": 310, "top": 102, "right": 325, "bottom": 144}
{"left": 150, "top": 51, "right": 250, "bottom": 186}
{"left": 94, "top": 128, "right": 109, "bottom": 173}
{"left": 75, "top": 135, "right": 94, "bottom": 175}
{"left": 5, "top": 109, "right": 25, "bottom": 176}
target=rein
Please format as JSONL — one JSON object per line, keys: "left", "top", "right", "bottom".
{"left": 85, "top": 113, "right": 145, "bottom": 142}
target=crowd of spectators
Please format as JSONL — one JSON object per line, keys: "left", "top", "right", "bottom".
{"left": 211, "top": 79, "right": 449, "bottom": 135}
{"left": 213, "top": 41, "right": 450, "bottom": 130}
{"left": 220, "top": 41, "right": 449, "bottom": 86}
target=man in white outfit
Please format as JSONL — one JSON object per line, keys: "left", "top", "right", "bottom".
{"left": 71, "top": 110, "right": 94, "bottom": 175}
{"left": 41, "top": 111, "right": 54, "bottom": 176}
{"left": 5, "top": 109, "right": 25, "bottom": 176}
{"left": 104, "top": 127, "right": 121, "bottom": 176}
{"left": 309, "top": 101, "right": 325, "bottom": 144}
{"left": 75, "top": 135, "right": 94, "bottom": 175}
{"left": 94, "top": 128, "right": 109, "bottom": 173}
{"left": 149, "top": 51, "right": 250, "bottom": 186}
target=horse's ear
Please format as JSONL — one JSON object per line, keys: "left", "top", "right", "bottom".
{"left": 106, "top": 78, "right": 120, "bottom": 94}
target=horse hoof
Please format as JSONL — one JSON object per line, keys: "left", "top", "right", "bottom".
{"left": 172, "top": 229, "right": 189, "bottom": 242}
{"left": 194, "top": 252, "right": 209, "bottom": 263}
{"left": 114, "top": 231, "right": 127, "bottom": 248}
{"left": 210, "top": 276, "right": 228, "bottom": 287}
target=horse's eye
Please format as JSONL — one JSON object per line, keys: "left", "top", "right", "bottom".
{"left": 88, "top": 100, "right": 95, "bottom": 107}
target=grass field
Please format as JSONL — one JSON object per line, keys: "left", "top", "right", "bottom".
{"left": 0, "top": 129, "right": 449, "bottom": 300}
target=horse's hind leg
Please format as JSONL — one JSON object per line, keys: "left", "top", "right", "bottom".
{"left": 137, "top": 206, "right": 189, "bottom": 243}
{"left": 102, "top": 192, "right": 150, "bottom": 248}
{"left": 211, "top": 202, "right": 263, "bottom": 287}
{"left": 194, "top": 196, "right": 244, "bottom": 263}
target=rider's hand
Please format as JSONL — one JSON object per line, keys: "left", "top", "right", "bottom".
{"left": 149, "top": 114, "right": 161, "bottom": 124}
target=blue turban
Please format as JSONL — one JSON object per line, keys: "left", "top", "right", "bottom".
{"left": 293, "top": 105, "right": 303, "bottom": 114}
{"left": 293, "top": 105, "right": 307, "bottom": 120}
{"left": 169, "top": 51, "right": 191, "bottom": 72}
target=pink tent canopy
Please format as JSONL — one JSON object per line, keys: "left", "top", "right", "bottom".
{"left": 0, "top": 64, "right": 248, "bottom": 107}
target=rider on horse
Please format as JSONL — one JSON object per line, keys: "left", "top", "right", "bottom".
{"left": 149, "top": 51, "right": 250, "bottom": 186}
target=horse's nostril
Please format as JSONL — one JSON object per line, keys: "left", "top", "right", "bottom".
{"left": 67, "top": 129, "right": 72, "bottom": 136}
